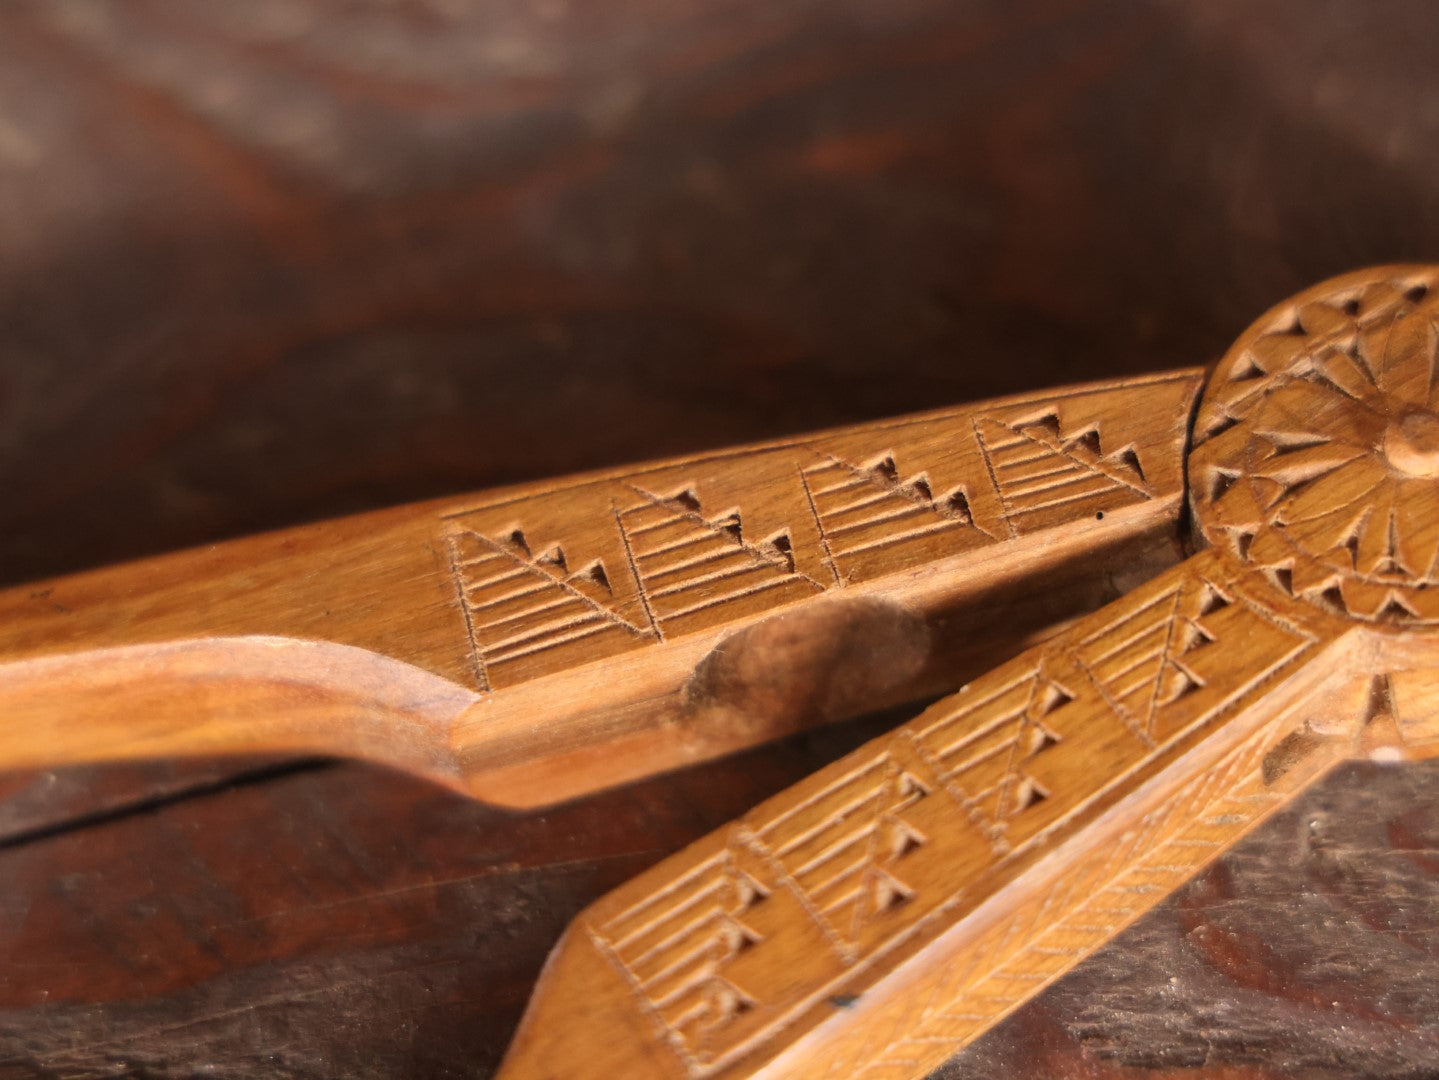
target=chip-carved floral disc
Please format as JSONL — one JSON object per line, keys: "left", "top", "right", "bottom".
{"left": 1190, "top": 265, "right": 1439, "bottom": 624}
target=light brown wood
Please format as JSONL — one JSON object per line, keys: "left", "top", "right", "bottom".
{"left": 496, "top": 265, "right": 1439, "bottom": 1077}
{"left": 0, "top": 373, "right": 1198, "bottom": 806}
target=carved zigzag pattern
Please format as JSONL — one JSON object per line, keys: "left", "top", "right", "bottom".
{"left": 1070, "top": 578, "right": 1230, "bottom": 745}
{"left": 519, "top": 537, "right": 1334, "bottom": 1080}
{"left": 1195, "top": 276, "right": 1422, "bottom": 441}
{"left": 442, "top": 374, "right": 1201, "bottom": 689}
{"left": 974, "top": 412, "right": 1149, "bottom": 530}
{"left": 819, "top": 724, "right": 1295, "bottom": 1079}
{"left": 618, "top": 484, "right": 823, "bottom": 636}
{"left": 753, "top": 753, "right": 935, "bottom": 948}
{"left": 909, "top": 669, "right": 1072, "bottom": 843}
{"left": 448, "top": 527, "right": 651, "bottom": 689}
{"left": 801, "top": 452, "right": 990, "bottom": 571}
{"left": 591, "top": 849, "right": 771, "bottom": 1067}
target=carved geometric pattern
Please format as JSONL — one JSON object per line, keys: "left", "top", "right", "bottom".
{"left": 590, "top": 848, "right": 775, "bottom": 1069}
{"left": 617, "top": 484, "right": 823, "bottom": 638}
{"left": 500, "top": 273, "right": 1439, "bottom": 1080}
{"left": 800, "top": 452, "right": 993, "bottom": 578}
{"left": 910, "top": 668, "right": 1074, "bottom": 846}
{"left": 1191, "top": 265, "right": 1439, "bottom": 623}
{"left": 812, "top": 713, "right": 1311, "bottom": 1080}
{"left": 751, "top": 751, "right": 942, "bottom": 949}
{"left": 446, "top": 526, "right": 653, "bottom": 690}
{"left": 973, "top": 411, "right": 1151, "bottom": 531}
{"left": 1070, "top": 578, "right": 1229, "bottom": 746}
{"left": 566, "top": 553, "right": 1316, "bottom": 1077}
{"left": 442, "top": 372, "right": 1201, "bottom": 690}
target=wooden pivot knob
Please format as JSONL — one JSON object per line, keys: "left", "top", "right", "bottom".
{"left": 1386, "top": 410, "right": 1439, "bottom": 478}
{"left": 1192, "top": 266, "right": 1439, "bottom": 623}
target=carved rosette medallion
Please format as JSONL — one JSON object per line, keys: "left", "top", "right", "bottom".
{"left": 1191, "top": 266, "right": 1439, "bottom": 624}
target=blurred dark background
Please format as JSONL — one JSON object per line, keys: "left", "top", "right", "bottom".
{"left": 4, "top": 0, "right": 1437, "bottom": 586}
{"left": 5, "top": 3, "right": 1439, "bottom": 1077}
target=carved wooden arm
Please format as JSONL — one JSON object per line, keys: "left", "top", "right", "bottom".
{"left": 494, "top": 265, "right": 1439, "bottom": 1077}
{"left": 3, "top": 265, "right": 1436, "bottom": 1076}
{"left": 0, "top": 364, "right": 1198, "bottom": 806}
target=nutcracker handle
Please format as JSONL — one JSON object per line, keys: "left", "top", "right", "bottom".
{"left": 497, "top": 265, "right": 1439, "bottom": 1078}
{"left": 0, "top": 370, "right": 1200, "bottom": 807}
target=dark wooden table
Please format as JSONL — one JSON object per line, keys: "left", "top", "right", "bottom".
{"left": 1, "top": 2, "right": 1437, "bottom": 1075}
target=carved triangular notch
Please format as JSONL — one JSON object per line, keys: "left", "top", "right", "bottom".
{"left": 1202, "top": 410, "right": 1241, "bottom": 439}
{"left": 1264, "top": 430, "right": 1329, "bottom": 455}
{"left": 1371, "top": 555, "right": 1406, "bottom": 577}
{"left": 1261, "top": 724, "right": 1327, "bottom": 786}
{"left": 1197, "top": 583, "right": 1232, "bottom": 617}
{"left": 1180, "top": 619, "right": 1215, "bottom": 652}
{"left": 864, "top": 453, "right": 899, "bottom": 483}
{"left": 701, "top": 977, "right": 756, "bottom": 1025}
{"left": 1207, "top": 468, "right": 1239, "bottom": 501}
{"left": 505, "top": 527, "right": 530, "bottom": 555}
{"left": 667, "top": 486, "right": 702, "bottom": 511}
{"left": 716, "top": 914, "right": 762, "bottom": 955}
{"left": 887, "top": 820, "right": 926, "bottom": 860}
{"left": 569, "top": 559, "right": 612, "bottom": 594}
{"left": 1161, "top": 663, "right": 1204, "bottom": 704}
{"left": 1341, "top": 529, "right": 1362, "bottom": 568}
{"left": 1229, "top": 351, "right": 1265, "bottom": 382}
{"left": 1377, "top": 591, "right": 1419, "bottom": 620}
{"left": 1020, "top": 413, "right": 1063, "bottom": 441}
{"left": 1010, "top": 778, "right": 1049, "bottom": 814}
{"left": 536, "top": 544, "right": 568, "bottom": 572}
{"left": 731, "top": 872, "right": 769, "bottom": 909}
{"left": 902, "top": 473, "right": 933, "bottom": 502}
{"left": 1027, "top": 724, "right": 1061, "bottom": 755}
{"left": 869, "top": 871, "right": 913, "bottom": 913}
{"left": 941, "top": 486, "right": 973, "bottom": 522}
{"left": 1105, "top": 446, "right": 1147, "bottom": 485}
{"left": 896, "top": 771, "right": 931, "bottom": 801}
{"left": 1362, "top": 674, "right": 1396, "bottom": 728}
{"left": 762, "top": 531, "right": 795, "bottom": 573}
{"left": 1269, "top": 565, "right": 1295, "bottom": 595}
{"left": 1035, "top": 681, "right": 1074, "bottom": 716}
{"left": 711, "top": 509, "right": 743, "bottom": 542}
{"left": 1068, "top": 427, "right": 1102, "bottom": 457}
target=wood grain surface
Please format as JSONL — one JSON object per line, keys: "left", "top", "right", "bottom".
{"left": 2, "top": 1, "right": 1439, "bottom": 1076}
{"left": 0, "top": 371, "right": 1198, "bottom": 807}
{"left": 497, "top": 265, "right": 1439, "bottom": 1076}
{"left": 2, "top": 752, "right": 1435, "bottom": 1077}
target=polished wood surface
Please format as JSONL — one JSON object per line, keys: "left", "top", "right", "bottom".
{"left": 500, "top": 267, "right": 1439, "bottom": 1078}
{"left": 6, "top": 261, "right": 1439, "bottom": 1076}
{"left": 4, "top": 1, "right": 1439, "bottom": 1075}
{"left": 3, "top": 747, "right": 1435, "bottom": 1078}
{"left": 0, "top": 372, "right": 1196, "bottom": 805}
